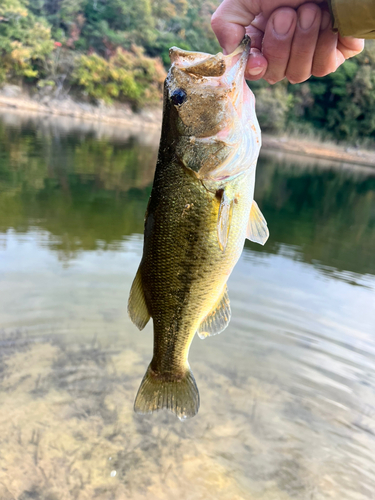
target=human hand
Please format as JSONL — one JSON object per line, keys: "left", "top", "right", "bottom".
{"left": 211, "top": 0, "right": 364, "bottom": 84}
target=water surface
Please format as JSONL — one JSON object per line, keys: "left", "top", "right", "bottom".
{"left": 0, "top": 112, "right": 374, "bottom": 500}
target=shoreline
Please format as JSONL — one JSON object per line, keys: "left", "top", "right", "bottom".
{"left": 1, "top": 92, "right": 374, "bottom": 168}
{"left": 0, "top": 92, "right": 163, "bottom": 131}
{"left": 261, "top": 135, "right": 375, "bottom": 170}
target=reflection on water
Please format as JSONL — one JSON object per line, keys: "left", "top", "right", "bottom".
{"left": 0, "top": 112, "right": 374, "bottom": 500}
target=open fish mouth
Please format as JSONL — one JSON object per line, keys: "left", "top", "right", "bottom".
{"left": 169, "top": 35, "right": 251, "bottom": 84}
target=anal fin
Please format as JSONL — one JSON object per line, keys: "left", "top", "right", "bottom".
{"left": 128, "top": 267, "right": 150, "bottom": 330}
{"left": 246, "top": 200, "right": 269, "bottom": 245}
{"left": 197, "top": 285, "right": 231, "bottom": 339}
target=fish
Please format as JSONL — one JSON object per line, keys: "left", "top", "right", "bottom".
{"left": 128, "top": 36, "right": 268, "bottom": 420}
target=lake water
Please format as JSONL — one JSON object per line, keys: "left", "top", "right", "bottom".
{"left": 0, "top": 111, "right": 374, "bottom": 500}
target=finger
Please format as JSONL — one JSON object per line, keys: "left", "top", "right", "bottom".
{"left": 335, "top": 36, "right": 364, "bottom": 69}
{"left": 211, "top": 0, "right": 259, "bottom": 54}
{"left": 337, "top": 36, "right": 365, "bottom": 59}
{"left": 312, "top": 11, "right": 339, "bottom": 77}
{"left": 246, "top": 48, "right": 268, "bottom": 80}
{"left": 286, "top": 3, "right": 321, "bottom": 83}
{"left": 263, "top": 8, "right": 298, "bottom": 84}
{"left": 245, "top": 24, "right": 267, "bottom": 79}
{"left": 245, "top": 23, "right": 264, "bottom": 50}
{"left": 250, "top": 13, "right": 268, "bottom": 32}
{"left": 261, "top": 0, "right": 321, "bottom": 19}
{"left": 211, "top": 0, "right": 322, "bottom": 54}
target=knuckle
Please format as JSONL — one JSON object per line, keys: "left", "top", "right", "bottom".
{"left": 298, "top": 2, "right": 320, "bottom": 14}
{"left": 312, "top": 67, "right": 330, "bottom": 78}
{"left": 210, "top": 12, "right": 222, "bottom": 33}
{"left": 288, "top": 77, "right": 305, "bottom": 84}
{"left": 286, "top": 71, "right": 309, "bottom": 84}
{"left": 312, "top": 61, "right": 336, "bottom": 77}
{"left": 265, "top": 76, "right": 282, "bottom": 85}
{"left": 263, "top": 49, "right": 289, "bottom": 64}
{"left": 294, "top": 46, "right": 314, "bottom": 58}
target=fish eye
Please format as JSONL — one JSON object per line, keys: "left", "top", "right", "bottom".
{"left": 171, "top": 88, "right": 187, "bottom": 106}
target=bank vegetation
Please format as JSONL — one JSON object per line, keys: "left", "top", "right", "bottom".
{"left": 1, "top": 0, "right": 375, "bottom": 144}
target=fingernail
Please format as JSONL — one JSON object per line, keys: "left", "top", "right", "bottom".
{"left": 320, "top": 11, "right": 331, "bottom": 31}
{"left": 248, "top": 67, "right": 264, "bottom": 76}
{"left": 299, "top": 7, "right": 317, "bottom": 30}
{"left": 273, "top": 10, "right": 294, "bottom": 36}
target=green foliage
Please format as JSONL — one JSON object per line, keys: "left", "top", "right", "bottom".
{"left": 146, "top": 0, "right": 221, "bottom": 65}
{"left": 0, "top": 0, "right": 28, "bottom": 17}
{"left": 79, "top": 0, "right": 156, "bottom": 53}
{"left": 1, "top": 0, "right": 375, "bottom": 143}
{"left": 250, "top": 40, "right": 375, "bottom": 143}
{"left": 72, "top": 46, "right": 166, "bottom": 106}
{"left": 27, "top": 0, "right": 219, "bottom": 59}
{"left": 285, "top": 41, "right": 375, "bottom": 142}
{"left": 253, "top": 84, "right": 293, "bottom": 133}
{"left": 0, "top": 0, "right": 55, "bottom": 82}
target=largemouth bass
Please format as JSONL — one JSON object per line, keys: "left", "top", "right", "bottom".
{"left": 128, "top": 36, "right": 268, "bottom": 420}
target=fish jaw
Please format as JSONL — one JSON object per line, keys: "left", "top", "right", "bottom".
{"left": 169, "top": 35, "right": 250, "bottom": 83}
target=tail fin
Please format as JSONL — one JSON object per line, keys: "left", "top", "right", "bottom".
{"left": 134, "top": 364, "right": 200, "bottom": 420}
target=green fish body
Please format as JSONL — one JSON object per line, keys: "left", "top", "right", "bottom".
{"left": 128, "top": 37, "right": 269, "bottom": 420}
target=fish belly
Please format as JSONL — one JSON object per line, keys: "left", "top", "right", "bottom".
{"left": 141, "top": 163, "right": 253, "bottom": 372}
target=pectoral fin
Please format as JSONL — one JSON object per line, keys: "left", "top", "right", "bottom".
{"left": 128, "top": 267, "right": 150, "bottom": 330}
{"left": 197, "top": 285, "right": 231, "bottom": 339}
{"left": 217, "top": 189, "right": 233, "bottom": 252}
{"left": 246, "top": 200, "right": 269, "bottom": 245}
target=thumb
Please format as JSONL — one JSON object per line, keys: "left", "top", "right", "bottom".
{"left": 211, "top": 0, "right": 261, "bottom": 54}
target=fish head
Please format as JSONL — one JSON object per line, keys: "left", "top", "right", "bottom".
{"left": 165, "top": 36, "right": 261, "bottom": 183}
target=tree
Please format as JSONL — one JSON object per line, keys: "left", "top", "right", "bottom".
{"left": 0, "top": 0, "right": 54, "bottom": 82}
{"left": 72, "top": 45, "right": 166, "bottom": 107}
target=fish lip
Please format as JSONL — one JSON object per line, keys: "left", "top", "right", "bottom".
{"left": 231, "top": 34, "right": 251, "bottom": 56}
{"left": 223, "top": 35, "right": 251, "bottom": 85}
